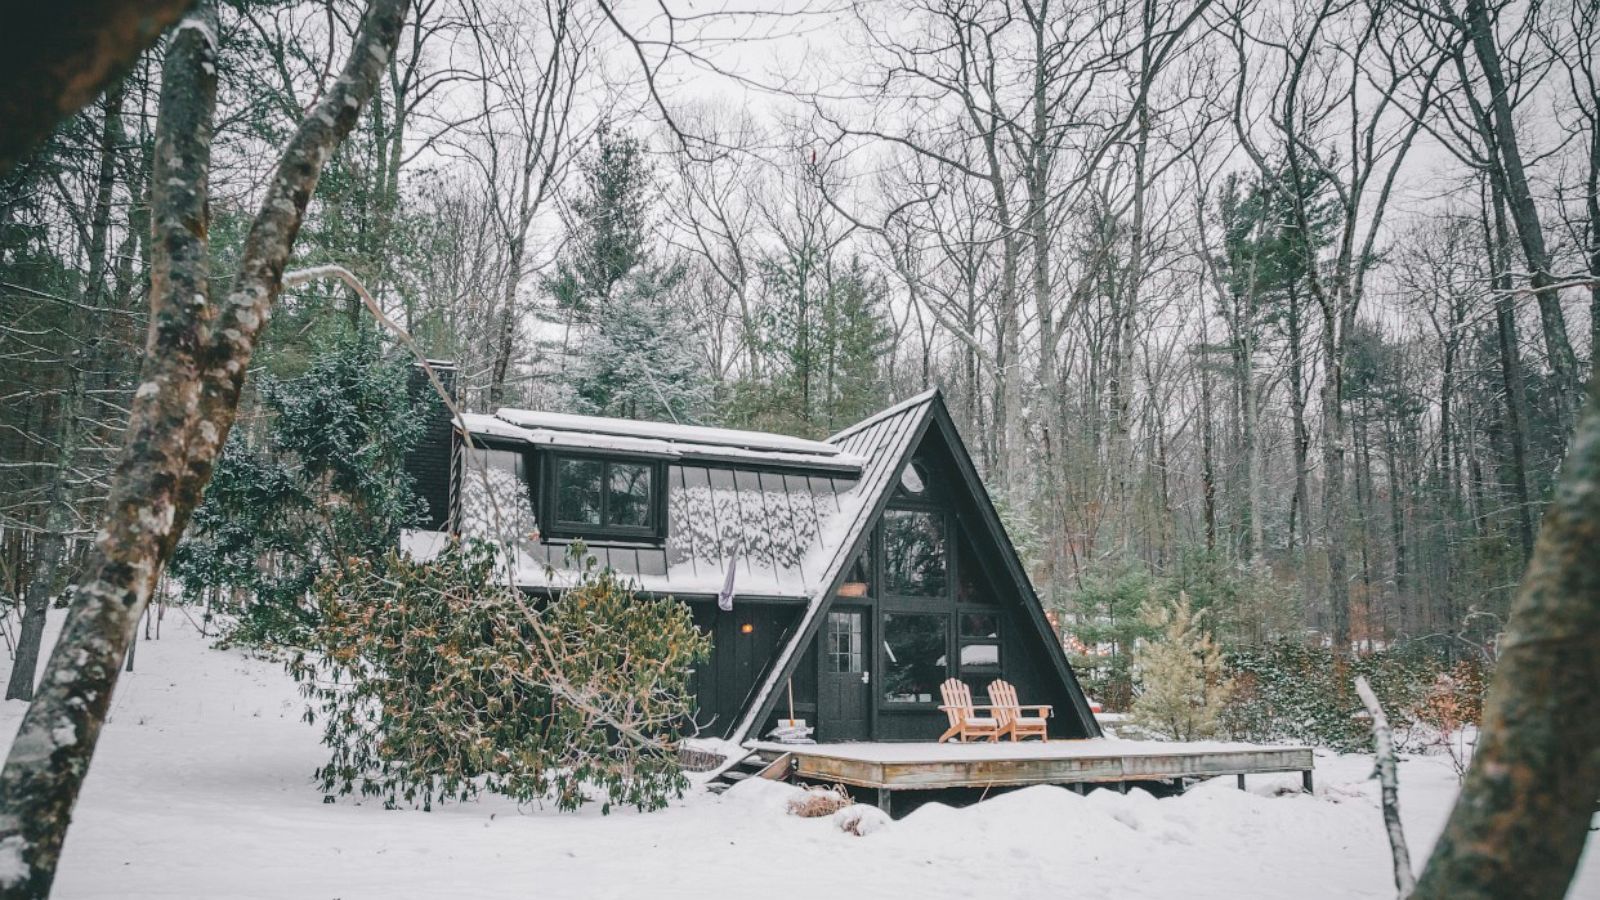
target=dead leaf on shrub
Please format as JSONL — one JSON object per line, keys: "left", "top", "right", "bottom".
{"left": 787, "top": 784, "right": 853, "bottom": 818}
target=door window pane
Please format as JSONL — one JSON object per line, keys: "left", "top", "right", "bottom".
{"left": 466, "top": 447, "right": 523, "bottom": 476}
{"left": 827, "top": 611, "right": 863, "bottom": 674}
{"left": 881, "top": 613, "right": 947, "bottom": 703}
{"left": 883, "top": 510, "right": 946, "bottom": 597}
{"left": 556, "top": 458, "right": 602, "bottom": 524}
{"left": 608, "top": 462, "right": 652, "bottom": 527}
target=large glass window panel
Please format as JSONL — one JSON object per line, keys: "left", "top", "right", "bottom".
{"left": 962, "top": 676, "right": 995, "bottom": 704}
{"left": 838, "top": 549, "right": 871, "bottom": 598}
{"left": 555, "top": 458, "right": 602, "bottom": 524}
{"left": 959, "top": 643, "right": 999, "bottom": 667}
{"left": 608, "top": 462, "right": 652, "bottom": 527}
{"left": 466, "top": 447, "right": 523, "bottom": 476}
{"left": 960, "top": 612, "right": 999, "bottom": 639}
{"left": 881, "top": 613, "right": 947, "bottom": 703}
{"left": 955, "top": 535, "right": 996, "bottom": 604}
{"left": 883, "top": 510, "right": 947, "bottom": 597}
{"left": 959, "top": 611, "right": 1000, "bottom": 701}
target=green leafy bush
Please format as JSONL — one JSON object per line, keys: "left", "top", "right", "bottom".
{"left": 173, "top": 333, "right": 424, "bottom": 646}
{"left": 1221, "top": 642, "right": 1477, "bottom": 752}
{"left": 291, "top": 541, "right": 711, "bottom": 813}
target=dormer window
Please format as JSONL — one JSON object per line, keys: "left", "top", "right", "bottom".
{"left": 544, "top": 453, "right": 665, "bottom": 543}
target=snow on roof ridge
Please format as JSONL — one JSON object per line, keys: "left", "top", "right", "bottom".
{"left": 827, "top": 387, "right": 940, "bottom": 444}
{"left": 492, "top": 407, "right": 841, "bottom": 456}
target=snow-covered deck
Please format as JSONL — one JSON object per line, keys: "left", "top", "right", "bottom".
{"left": 752, "top": 738, "right": 1315, "bottom": 800}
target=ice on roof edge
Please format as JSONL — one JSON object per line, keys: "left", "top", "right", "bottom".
{"left": 493, "top": 407, "right": 841, "bottom": 456}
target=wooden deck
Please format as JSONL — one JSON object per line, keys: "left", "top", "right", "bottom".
{"left": 751, "top": 738, "right": 1314, "bottom": 811}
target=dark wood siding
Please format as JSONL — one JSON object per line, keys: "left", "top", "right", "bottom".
{"left": 404, "top": 363, "right": 457, "bottom": 531}
{"left": 686, "top": 600, "right": 801, "bottom": 739}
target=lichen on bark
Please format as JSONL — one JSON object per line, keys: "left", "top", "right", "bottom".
{"left": 0, "top": 0, "right": 408, "bottom": 895}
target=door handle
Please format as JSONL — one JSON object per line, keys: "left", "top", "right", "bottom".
{"left": 860, "top": 671, "right": 870, "bottom": 685}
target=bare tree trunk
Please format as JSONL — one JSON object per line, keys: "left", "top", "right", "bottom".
{"left": 1112, "top": 68, "right": 1151, "bottom": 562}
{"left": 1413, "top": 369, "right": 1600, "bottom": 900}
{"left": 0, "top": 1, "right": 406, "bottom": 893}
{"left": 1320, "top": 306, "right": 1351, "bottom": 653}
{"left": 7, "top": 84, "right": 124, "bottom": 701}
{"left": 1485, "top": 180, "right": 1536, "bottom": 563}
{"left": 1286, "top": 282, "right": 1310, "bottom": 553}
{"left": 1200, "top": 314, "right": 1218, "bottom": 555}
{"left": 1460, "top": 0, "right": 1580, "bottom": 423}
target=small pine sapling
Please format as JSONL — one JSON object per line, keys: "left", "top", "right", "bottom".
{"left": 1131, "top": 591, "right": 1235, "bottom": 741}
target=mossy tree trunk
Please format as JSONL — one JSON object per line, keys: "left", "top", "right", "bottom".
{"left": 1412, "top": 371, "right": 1600, "bottom": 898}
{"left": 0, "top": 0, "right": 407, "bottom": 895}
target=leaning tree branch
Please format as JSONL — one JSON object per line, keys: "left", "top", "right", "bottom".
{"left": 0, "top": 0, "right": 407, "bottom": 895}
{"left": 1356, "top": 675, "right": 1416, "bottom": 899}
{"left": 0, "top": 0, "right": 198, "bottom": 176}
{"left": 1413, "top": 369, "right": 1600, "bottom": 898}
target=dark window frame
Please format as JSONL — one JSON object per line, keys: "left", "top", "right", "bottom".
{"left": 540, "top": 450, "right": 668, "bottom": 544}
{"left": 876, "top": 503, "right": 960, "bottom": 707}
{"left": 880, "top": 505, "right": 950, "bottom": 601}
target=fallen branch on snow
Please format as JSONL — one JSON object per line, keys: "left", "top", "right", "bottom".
{"left": 1356, "top": 675, "right": 1415, "bottom": 898}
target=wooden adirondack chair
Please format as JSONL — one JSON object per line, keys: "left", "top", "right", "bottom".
{"left": 989, "top": 679, "right": 1051, "bottom": 741}
{"left": 938, "top": 678, "right": 1002, "bottom": 742}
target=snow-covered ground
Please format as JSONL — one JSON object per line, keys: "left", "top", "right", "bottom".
{"left": 4, "top": 610, "right": 1597, "bottom": 899}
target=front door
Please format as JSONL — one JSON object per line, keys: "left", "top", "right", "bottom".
{"left": 819, "top": 609, "right": 871, "bottom": 741}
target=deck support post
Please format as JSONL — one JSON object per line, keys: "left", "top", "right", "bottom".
{"left": 1237, "top": 774, "right": 1246, "bottom": 791}
{"left": 876, "top": 787, "right": 894, "bottom": 818}
{"left": 1302, "top": 769, "right": 1314, "bottom": 794}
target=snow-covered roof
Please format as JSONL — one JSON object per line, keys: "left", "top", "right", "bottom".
{"left": 495, "top": 408, "right": 844, "bottom": 455}
{"left": 438, "top": 391, "right": 938, "bottom": 610}
{"left": 458, "top": 409, "right": 863, "bottom": 472}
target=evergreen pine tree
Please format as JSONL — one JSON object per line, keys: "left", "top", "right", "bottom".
{"left": 568, "top": 269, "right": 712, "bottom": 423}
{"left": 726, "top": 255, "right": 891, "bottom": 437}
{"left": 548, "top": 123, "right": 653, "bottom": 314}
{"left": 171, "top": 333, "right": 425, "bottom": 644}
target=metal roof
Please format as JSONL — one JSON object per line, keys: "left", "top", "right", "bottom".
{"left": 459, "top": 410, "right": 863, "bottom": 473}
{"left": 451, "top": 391, "right": 938, "bottom": 605}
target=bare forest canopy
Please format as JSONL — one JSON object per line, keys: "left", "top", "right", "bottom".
{"left": 3, "top": 0, "right": 1598, "bottom": 666}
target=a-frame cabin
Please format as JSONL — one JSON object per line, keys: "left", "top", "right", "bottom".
{"left": 404, "top": 383, "right": 1101, "bottom": 744}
